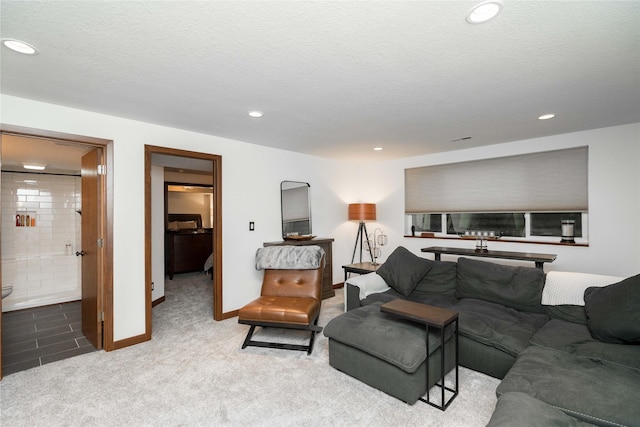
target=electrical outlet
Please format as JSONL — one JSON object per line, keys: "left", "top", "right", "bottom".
{"left": 249, "top": 221, "right": 255, "bottom": 231}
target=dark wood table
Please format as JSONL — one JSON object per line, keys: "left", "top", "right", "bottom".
{"left": 342, "top": 262, "right": 382, "bottom": 282}
{"left": 165, "top": 229, "right": 213, "bottom": 279}
{"left": 264, "top": 238, "right": 335, "bottom": 299}
{"left": 381, "top": 299, "right": 459, "bottom": 411}
{"left": 421, "top": 246, "right": 557, "bottom": 270}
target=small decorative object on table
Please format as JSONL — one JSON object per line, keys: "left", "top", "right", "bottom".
{"left": 462, "top": 230, "right": 497, "bottom": 252}
{"left": 561, "top": 220, "right": 575, "bottom": 243}
{"left": 366, "top": 228, "right": 388, "bottom": 265}
{"left": 284, "top": 234, "right": 316, "bottom": 241}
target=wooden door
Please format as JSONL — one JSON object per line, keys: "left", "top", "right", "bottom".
{"left": 81, "top": 148, "right": 103, "bottom": 349}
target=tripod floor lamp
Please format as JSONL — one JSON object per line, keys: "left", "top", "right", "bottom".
{"left": 348, "top": 203, "right": 376, "bottom": 263}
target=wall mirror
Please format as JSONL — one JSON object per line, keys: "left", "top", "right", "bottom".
{"left": 166, "top": 183, "right": 214, "bottom": 229}
{"left": 281, "top": 181, "right": 311, "bottom": 238}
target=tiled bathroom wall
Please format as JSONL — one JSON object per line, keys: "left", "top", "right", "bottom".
{"left": 2, "top": 172, "right": 81, "bottom": 312}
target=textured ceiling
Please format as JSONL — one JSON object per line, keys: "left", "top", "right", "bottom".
{"left": 1, "top": 1, "right": 639, "bottom": 163}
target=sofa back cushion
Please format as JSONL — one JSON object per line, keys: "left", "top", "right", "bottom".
{"left": 584, "top": 273, "right": 640, "bottom": 344}
{"left": 456, "top": 257, "right": 546, "bottom": 313}
{"left": 413, "top": 260, "right": 458, "bottom": 296}
{"left": 376, "top": 246, "right": 432, "bottom": 296}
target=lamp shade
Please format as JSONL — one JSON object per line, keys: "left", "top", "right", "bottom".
{"left": 348, "top": 203, "right": 376, "bottom": 221}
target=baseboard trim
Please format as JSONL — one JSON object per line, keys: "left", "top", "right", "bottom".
{"left": 113, "top": 333, "right": 149, "bottom": 350}
{"left": 152, "top": 296, "right": 165, "bottom": 307}
{"left": 222, "top": 309, "right": 239, "bottom": 320}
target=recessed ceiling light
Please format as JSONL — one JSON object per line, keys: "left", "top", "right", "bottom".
{"left": 373, "top": 147, "right": 383, "bottom": 151}
{"left": 23, "top": 163, "right": 46, "bottom": 171}
{"left": 2, "top": 39, "right": 38, "bottom": 55}
{"left": 248, "top": 111, "right": 263, "bottom": 118}
{"left": 466, "top": 1, "right": 503, "bottom": 24}
{"left": 538, "top": 113, "right": 556, "bottom": 120}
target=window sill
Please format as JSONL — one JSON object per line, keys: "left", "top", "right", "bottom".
{"left": 403, "top": 235, "right": 589, "bottom": 247}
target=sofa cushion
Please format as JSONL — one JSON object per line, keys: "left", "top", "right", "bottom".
{"left": 323, "top": 303, "right": 450, "bottom": 374}
{"left": 454, "top": 298, "right": 548, "bottom": 357}
{"left": 584, "top": 273, "right": 640, "bottom": 344}
{"left": 376, "top": 247, "right": 431, "bottom": 297}
{"left": 413, "top": 260, "right": 458, "bottom": 296}
{"left": 361, "top": 289, "right": 401, "bottom": 306}
{"left": 488, "top": 392, "right": 597, "bottom": 427}
{"left": 530, "top": 319, "right": 640, "bottom": 371}
{"left": 543, "top": 305, "right": 587, "bottom": 325}
{"left": 497, "top": 346, "right": 640, "bottom": 427}
{"left": 362, "top": 288, "right": 458, "bottom": 309}
{"left": 406, "top": 291, "right": 459, "bottom": 309}
{"left": 456, "top": 257, "right": 546, "bottom": 313}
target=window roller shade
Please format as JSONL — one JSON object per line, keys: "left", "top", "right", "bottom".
{"left": 405, "top": 147, "right": 588, "bottom": 213}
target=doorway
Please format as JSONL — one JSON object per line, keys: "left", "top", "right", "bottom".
{"left": 144, "top": 145, "right": 222, "bottom": 341}
{"left": 0, "top": 124, "right": 114, "bottom": 379}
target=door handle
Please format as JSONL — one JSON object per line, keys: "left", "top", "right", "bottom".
{"left": 76, "top": 251, "right": 85, "bottom": 257}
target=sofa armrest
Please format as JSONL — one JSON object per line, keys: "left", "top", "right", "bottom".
{"left": 344, "top": 272, "right": 390, "bottom": 311}
{"left": 345, "top": 284, "right": 362, "bottom": 311}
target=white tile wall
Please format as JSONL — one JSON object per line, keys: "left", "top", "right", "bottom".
{"left": 2, "top": 172, "right": 82, "bottom": 311}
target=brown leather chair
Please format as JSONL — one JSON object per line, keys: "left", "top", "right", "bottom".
{"left": 238, "top": 245, "right": 325, "bottom": 355}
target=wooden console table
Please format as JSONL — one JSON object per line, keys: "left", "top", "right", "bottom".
{"left": 421, "top": 246, "right": 557, "bottom": 270}
{"left": 264, "top": 238, "right": 335, "bottom": 299}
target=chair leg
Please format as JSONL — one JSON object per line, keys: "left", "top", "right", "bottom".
{"left": 307, "top": 330, "right": 317, "bottom": 355}
{"left": 306, "top": 317, "right": 322, "bottom": 355}
{"left": 242, "top": 325, "right": 257, "bottom": 349}
{"left": 240, "top": 317, "right": 323, "bottom": 355}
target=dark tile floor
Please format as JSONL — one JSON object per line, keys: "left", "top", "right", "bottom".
{"left": 2, "top": 300, "right": 97, "bottom": 376}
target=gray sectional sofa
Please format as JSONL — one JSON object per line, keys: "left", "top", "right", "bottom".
{"left": 323, "top": 247, "right": 640, "bottom": 426}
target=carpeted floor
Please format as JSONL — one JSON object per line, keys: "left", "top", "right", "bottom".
{"left": 0, "top": 271, "right": 500, "bottom": 426}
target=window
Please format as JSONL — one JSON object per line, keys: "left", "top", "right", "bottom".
{"left": 408, "top": 213, "right": 442, "bottom": 233}
{"left": 446, "top": 213, "right": 525, "bottom": 237}
{"left": 404, "top": 147, "right": 588, "bottom": 243}
{"left": 531, "top": 212, "right": 583, "bottom": 237}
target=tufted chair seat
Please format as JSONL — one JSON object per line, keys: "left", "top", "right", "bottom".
{"left": 239, "top": 270, "right": 322, "bottom": 325}
{"left": 238, "top": 246, "right": 325, "bottom": 354}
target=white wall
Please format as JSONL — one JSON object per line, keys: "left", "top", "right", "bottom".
{"left": 3, "top": 94, "right": 638, "bottom": 344}
{"left": 167, "top": 192, "right": 212, "bottom": 228}
{"left": 1, "top": 95, "right": 354, "bottom": 342}
{"left": 366, "top": 123, "right": 640, "bottom": 277}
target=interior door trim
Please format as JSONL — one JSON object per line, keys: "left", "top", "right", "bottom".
{"left": 0, "top": 124, "right": 115, "bottom": 380}
{"left": 144, "top": 145, "right": 223, "bottom": 342}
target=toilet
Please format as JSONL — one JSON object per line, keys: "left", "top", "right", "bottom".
{"left": 2, "top": 285, "right": 13, "bottom": 299}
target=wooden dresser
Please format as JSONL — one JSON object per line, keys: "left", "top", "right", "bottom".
{"left": 263, "top": 238, "right": 335, "bottom": 299}
{"left": 166, "top": 229, "right": 213, "bottom": 279}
